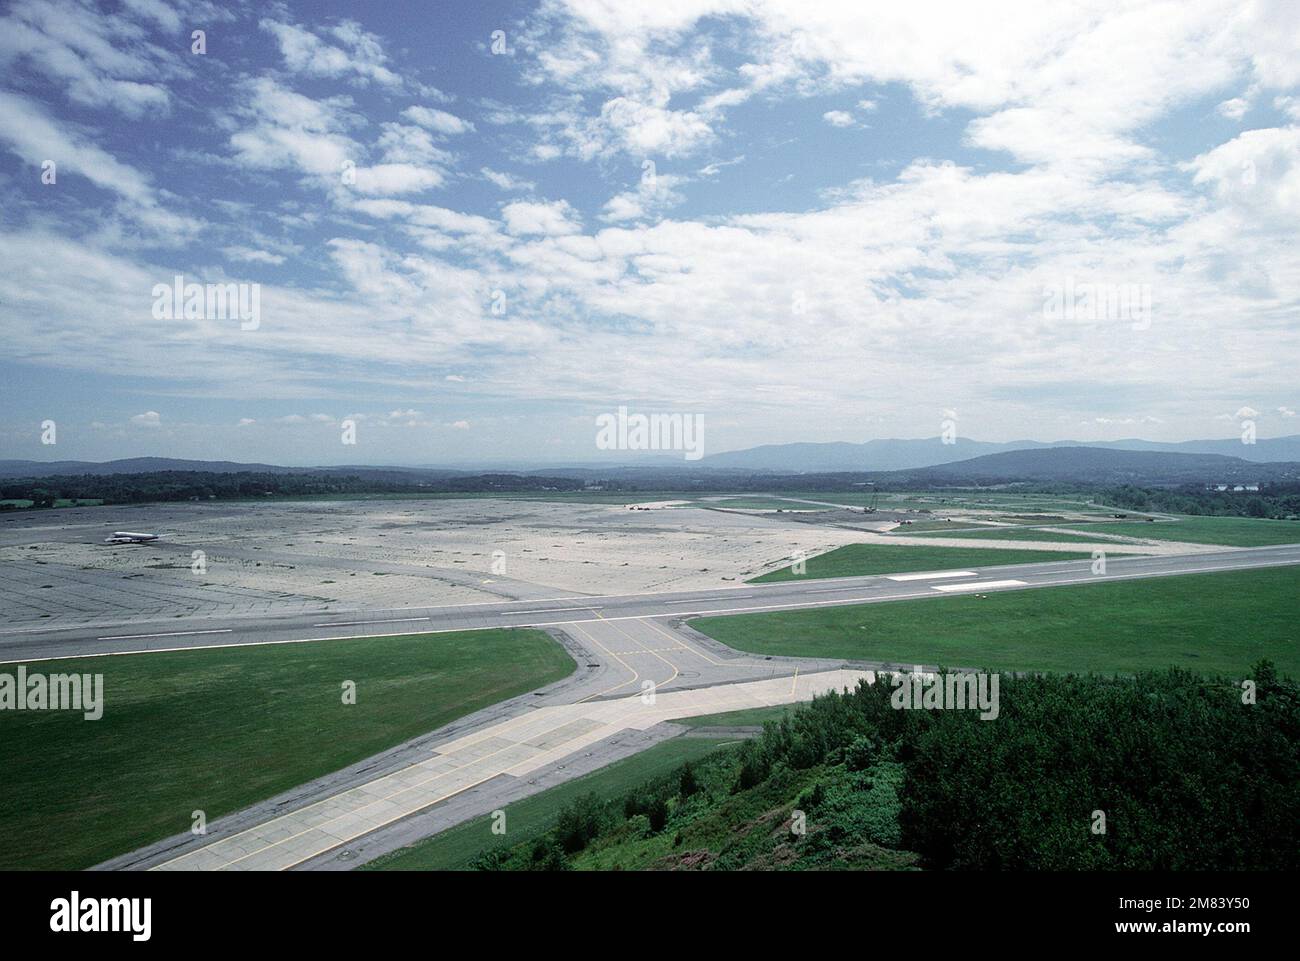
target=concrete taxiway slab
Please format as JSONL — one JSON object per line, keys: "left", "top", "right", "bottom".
{"left": 150, "top": 668, "right": 873, "bottom": 872}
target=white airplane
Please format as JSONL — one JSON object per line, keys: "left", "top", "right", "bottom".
{"left": 104, "top": 531, "right": 165, "bottom": 545}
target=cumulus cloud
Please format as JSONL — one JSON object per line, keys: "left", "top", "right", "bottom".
{"left": 501, "top": 199, "right": 582, "bottom": 235}
{"left": 402, "top": 105, "right": 475, "bottom": 135}
{"left": 0, "top": 0, "right": 178, "bottom": 117}
{"left": 3, "top": 0, "right": 1300, "bottom": 459}
{"left": 481, "top": 167, "right": 536, "bottom": 191}
{"left": 261, "top": 18, "right": 400, "bottom": 86}
{"left": 227, "top": 77, "right": 357, "bottom": 181}
{"left": 223, "top": 246, "right": 287, "bottom": 265}
{"left": 1217, "top": 97, "right": 1250, "bottom": 120}
{"left": 1187, "top": 127, "right": 1300, "bottom": 221}
{"left": 351, "top": 163, "right": 444, "bottom": 195}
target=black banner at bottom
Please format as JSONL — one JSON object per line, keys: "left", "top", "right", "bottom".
{"left": 3, "top": 870, "right": 1281, "bottom": 947}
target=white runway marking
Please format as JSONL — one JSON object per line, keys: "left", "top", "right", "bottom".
{"left": 311, "top": 617, "right": 431, "bottom": 627}
{"left": 932, "top": 579, "right": 1028, "bottom": 593}
{"left": 666, "top": 594, "right": 753, "bottom": 604}
{"left": 96, "top": 628, "right": 233, "bottom": 641}
{"left": 885, "top": 571, "right": 978, "bottom": 581}
{"left": 510, "top": 606, "right": 603, "bottom": 614}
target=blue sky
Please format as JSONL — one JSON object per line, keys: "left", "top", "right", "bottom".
{"left": 1, "top": 0, "right": 1298, "bottom": 465}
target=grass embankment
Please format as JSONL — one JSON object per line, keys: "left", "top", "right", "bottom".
{"left": 700, "top": 566, "right": 1300, "bottom": 675}
{"left": 473, "top": 666, "right": 1299, "bottom": 871}
{"left": 1055, "top": 515, "right": 1300, "bottom": 547}
{"left": 0, "top": 628, "right": 573, "bottom": 870}
{"left": 906, "top": 526, "right": 1131, "bottom": 544}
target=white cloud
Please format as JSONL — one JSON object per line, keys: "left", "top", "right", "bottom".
{"left": 600, "top": 172, "right": 687, "bottom": 222}
{"left": 501, "top": 199, "right": 582, "bottom": 236}
{"left": 481, "top": 167, "right": 536, "bottom": 191}
{"left": 227, "top": 78, "right": 357, "bottom": 181}
{"left": 352, "top": 163, "right": 445, "bottom": 195}
{"left": 4, "top": 0, "right": 1300, "bottom": 457}
{"left": 822, "top": 110, "right": 855, "bottom": 128}
{"left": 130, "top": 411, "right": 161, "bottom": 428}
{"left": 0, "top": 91, "right": 189, "bottom": 236}
{"left": 260, "top": 18, "right": 400, "bottom": 86}
{"left": 120, "top": 0, "right": 181, "bottom": 32}
{"left": 1187, "top": 127, "right": 1300, "bottom": 222}
{"left": 697, "top": 155, "right": 744, "bottom": 177}
{"left": 1217, "top": 97, "right": 1250, "bottom": 120}
{"left": 0, "top": 0, "right": 177, "bottom": 117}
{"left": 402, "top": 105, "right": 475, "bottom": 135}
{"left": 223, "top": 247, "right": 286, "bottom": 265}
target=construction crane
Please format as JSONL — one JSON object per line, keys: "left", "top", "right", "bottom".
{"left": 861, "top": 483, "right": 879, "bottom": 513}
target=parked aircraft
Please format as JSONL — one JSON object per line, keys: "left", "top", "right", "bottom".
{"left": 104, "top": 532, "right": 165, "bottom": 545}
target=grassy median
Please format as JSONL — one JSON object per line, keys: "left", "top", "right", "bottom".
{"left": 698, "top": 566, "right": 1299, "bottom": 675}
{"left": 0, "top": 628, "right": 573, "bottom": 870}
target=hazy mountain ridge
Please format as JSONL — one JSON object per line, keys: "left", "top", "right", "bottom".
{"left": 872, "top": 446, "right": 1300, "bottom": 486}
{"left": 697, "top": 435, "right": 1300, "bottom": 471}
{"left": 2, "top": 434, "right": 1299, "bottom": 481}
{"left": 0, "top": 458, "right": 469, "bottom": 479}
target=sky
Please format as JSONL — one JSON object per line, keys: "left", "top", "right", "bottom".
{"left": 1, "top": 0, "right": 1298, "bottom": 466}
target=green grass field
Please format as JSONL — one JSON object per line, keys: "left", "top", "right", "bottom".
{"left": 906, "top": 526, "right": 1135, "bottom": 544}
{"left": 1056, "top": 515, "right": 1300, "bottom": 547}
{"left": 697, "top": 565, "right": 1300, "bottom": 675}
{"left": 0, "top": 628, "right": 573, "bottom": 870}
{"left": 368, "top": 736, "right": 738, "bottom": 870}
{"left": 749, "top": 543, "right": 1091, "bottom": 582}
{"left": 674, "top": 704, "right": 799, "bottom": 728}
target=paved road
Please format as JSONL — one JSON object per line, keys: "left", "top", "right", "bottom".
{"left": 6, "top": 544, "right": 1299, "bottom": 664}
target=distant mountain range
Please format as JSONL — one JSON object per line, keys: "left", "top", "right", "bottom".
{"left": 2, "top": 435, "right": 1299, "bottom": 487}
{"left": 0, "top": 457, "right": 465, "bottom": 479}
{"left": 697, "top": 435, "right": 1300, "bottom": 472}
{"left": 868, "top": 447, "right": 1300, "bottom": 486}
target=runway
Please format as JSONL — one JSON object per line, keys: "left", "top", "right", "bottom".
{"left": 39, "top": 541, "right": 1300, "bottom": 872}
{"left": 5, "top": 543, "right": 1299, "bottom": 663}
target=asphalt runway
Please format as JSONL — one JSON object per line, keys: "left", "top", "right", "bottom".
{"left": 5, "top": 544, "right": 1299, "bottom": 663}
